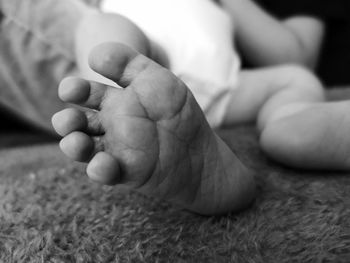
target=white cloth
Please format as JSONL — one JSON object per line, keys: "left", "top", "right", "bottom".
{"left": 101, "top": 0, "right": 240, "bottom": 127}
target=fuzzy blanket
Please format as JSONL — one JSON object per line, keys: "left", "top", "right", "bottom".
{"left": 0, "top": 126, "right": 349, "bottom": 262}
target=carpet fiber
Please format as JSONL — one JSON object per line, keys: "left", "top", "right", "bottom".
{"left": 0, "top": 126, "right": 349, "bottom": 262}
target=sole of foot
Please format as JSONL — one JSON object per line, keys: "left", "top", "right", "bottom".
{"left": 52, "top": 43, "right": 256, "bottom": 215}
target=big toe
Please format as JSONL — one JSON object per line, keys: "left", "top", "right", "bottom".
{"left": 89, "top": 42, "right": 190, "bottom": 121}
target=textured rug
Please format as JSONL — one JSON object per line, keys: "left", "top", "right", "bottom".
{"left": 0, "top": 126, "right": 349, "bottom": 262}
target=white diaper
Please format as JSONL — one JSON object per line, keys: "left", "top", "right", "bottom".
{"left": 101, "top": 0, "right": 240, "bottom": 127}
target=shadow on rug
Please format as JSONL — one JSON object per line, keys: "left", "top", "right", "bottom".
{"left": 0, "top": 126, "right": 349, "bottom": 262}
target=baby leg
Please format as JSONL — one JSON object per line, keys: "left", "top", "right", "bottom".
{"left": 224, "top": 65, "right": 325, "bottom": 130}
{"left": 223, "top": 65, "right": 350, "bottom": 170}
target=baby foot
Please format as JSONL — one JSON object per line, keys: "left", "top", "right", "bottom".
{"left": 261, "top": 101, "right": 350, "bottom": 170}
{"left": 52, "top": 43, "right": 255, "bottom": 215}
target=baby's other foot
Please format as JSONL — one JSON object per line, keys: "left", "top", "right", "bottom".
{"left": 52, "top": 43, "right": 255, "bottom": 215}
{"left": 261, "top": 101, "right": 350, "bottom": 170}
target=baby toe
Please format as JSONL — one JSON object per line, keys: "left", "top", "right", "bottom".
{"left": 59, "top": 131, "right": 95, "bottom": 162}
{"left": 52, "top": 108, "right": 87, "bottom": 136}
{"left": 89, "top": 42, "right": 155, "bottom": 88}
{"left": 59, "top": 77, "right": 116, "bottom": 110}
{"left": 86, "top": 151, "right": 120, "bottom": 185}
{"left": 59, "top": 77, "right": 91, "bottom": 103}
